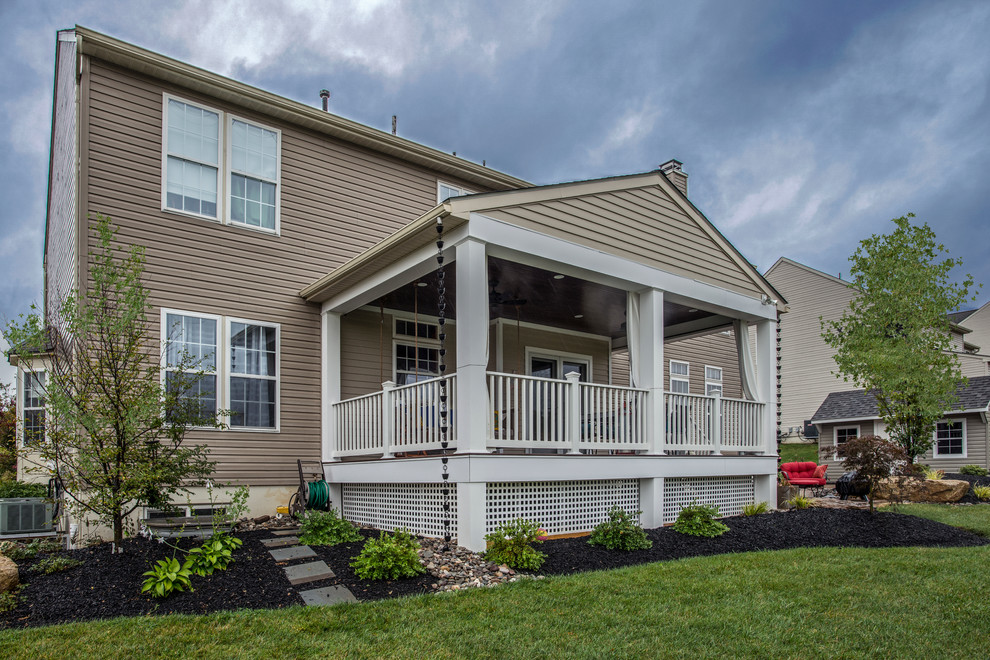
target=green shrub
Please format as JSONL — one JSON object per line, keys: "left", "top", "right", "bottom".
{"left": 972, "top": 485, "right": 990, "bottom": 501}
{"left": 787, "top": 495, "right": 814, "bottom": 510}
{"left": 672, "top": 503, "right": 729, "bottom": 538}
{"left": 299, "top": 508, "right": 362, "bottom": 546}
{"left": 0, "top": 480, "right": 48, "bottom": 498}
{"left": 141, "top": 557, "right": 193, "bottom": 598}
{"left": 34, "top": 555, "right": 83, "bottom": 574}
{"left": 588, "top": 507, "right": 652, "bottom": 551}
{"left": 184, "top": 535, "right": 238, "bottom": 576}
{"left": 741, "top": 501, "right": 769, "bottom": 516}
{"left": 350, "top": 529, "right": 425, "bottom": 580}
{"left": 484, "top": 518, "right": 547, "bottom": 570}
{"left": 960, "top": 465, "right": 989, "bottom": 476}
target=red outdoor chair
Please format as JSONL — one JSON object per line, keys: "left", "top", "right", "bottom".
{"left": 780, "top": 461, "right": 828, "bottom": 497}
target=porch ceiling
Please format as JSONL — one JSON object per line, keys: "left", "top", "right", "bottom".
{"left": 381, "top": 257, "right": 729, "bottom": 340}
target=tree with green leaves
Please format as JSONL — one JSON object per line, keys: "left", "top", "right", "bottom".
{"left": 3, "top": 214, "right": 220, "bottom": 549}
{"left": 822, "top": 214, "right": 979, "bottom": 463}
{"left": 0, "top": 382, "right": 16, "bottom": 480}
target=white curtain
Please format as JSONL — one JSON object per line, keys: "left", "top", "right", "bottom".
{"left": 734, "top": 319, "right": 758, "bottom": 401}
{"left": 627, "top": 292, "right": 641, "bottom": 388}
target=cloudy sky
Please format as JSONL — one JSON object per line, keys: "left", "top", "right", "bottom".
{"left": 1, "top": 0, "right": 989, "bottom": 386}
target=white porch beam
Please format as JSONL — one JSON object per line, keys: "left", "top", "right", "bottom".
{"left": 756, "top": 319, "right": 777, "bottom": 458}
{"left": 322, "top": 311, "right": 342, "bottom": 462}
{"left": 469, "top": 213, "right": 776, "bottom": 322}
{"left": 455, "top": 238, "right": 490, "bottom": 453}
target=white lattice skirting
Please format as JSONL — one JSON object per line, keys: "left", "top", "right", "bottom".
{"left": 486, "top": 479, "right": 640, "bottom": 535}
{"left": 662, "top": 476, "right": 756, "bottom": 524}
{"left": 342, "top": 483, "right": 457, "bottom": 538}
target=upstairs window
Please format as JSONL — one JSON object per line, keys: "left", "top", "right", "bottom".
{"left": 229, "top": 118, "right": 280, "bottom": 231}
{"left": 705, "top": 366, "right": 723, "bottom": 396}
{"left": 438, "top": 181, "right": 472, "bottom": 203}
{"left": 165, "top": 99, "right": 220, "bottom": 218}
{"left": 669, "top": 360, "right": 689, "bottom": 394}
{"left": 22, "top": 371, "right": 45, "bottom": 446}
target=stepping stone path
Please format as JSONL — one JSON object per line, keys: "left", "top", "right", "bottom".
{"left": 262, "top": 533, "right": 357, "bottom": 606}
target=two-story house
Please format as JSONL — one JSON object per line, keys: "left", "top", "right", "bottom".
{"left": 15, "top": 27, "right": 784, "bottom": 551}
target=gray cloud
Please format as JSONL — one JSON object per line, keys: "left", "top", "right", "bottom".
{"left": 2, "top": 0, "right": 989, "bottom": 385}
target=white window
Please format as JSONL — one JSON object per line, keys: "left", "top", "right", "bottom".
{"left": 229, "top": 320, "right": 279, "bottom": 429}
{"left": 161, "top": 310, "right": 279, "bottom": 432}
{"left": 164, "top": 98, "right": 221, "bottom": 218}
{"left": 934, "top": 419, "right": 966, "bottom": 457}
{"left": 670, "top": 360, "right": 689, "bottom": 394}
{"left": 394, "top": 319, "right": 441, "bottom": 385}
{"left": 163, "top": 96, "right": 281, "bottom": 234}
{"left": 229, "top": 117, "right": 280, "bottom": 231}
{"left": 438, "top": 181, "right": 473, "bottom": 203}
{"left": 163, "top": 312, "right": 218, "bottom": 418}
{"left": 834, "top": 425, "right": 859, "bottom": 459}
{"left": 22, "top": 371, "right": 45, "bottom": 446}
{"left": 704, "top": 365, "right": 723, "bottom": 396}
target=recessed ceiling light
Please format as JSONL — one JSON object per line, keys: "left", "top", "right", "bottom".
{"left": 553, "top": 274, "right": 565, "bottom": 280}
{"left": 574, "top": 314, "right": 584, "bottom": 319}
{"left": 416, "top": 282, "right": 428, "bottom": 287}
{"left": 688, "top": 308, "right": 698, "bottom": 313}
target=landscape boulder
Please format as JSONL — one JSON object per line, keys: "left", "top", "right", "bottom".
{"left": 873, "top": 476, "right": 969, "bottom": 503}
{"left": 0, "top": 554, "right": 18, "bottom": 594}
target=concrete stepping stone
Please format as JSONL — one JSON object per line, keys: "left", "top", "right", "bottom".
{"left": 284, "top": 560, "right": 335, "bottom": 586}
{"left": 261, "top": 536, "right": 299, "bottom": 548}
{"left": 272, "top": 528, "right": 301, "bottom": 536}
{"left": 299, "top": 585, "right": 357, "bottom": 606}
{"left": 269, "top": 545, "right": 316, "bottom": 561}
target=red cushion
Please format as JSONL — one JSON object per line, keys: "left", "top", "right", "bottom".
{"left": 781, "top": 462, "right": 819, "bottom": 480}
{"left": 813, "top": 464, "right": 828, "bottom": 479}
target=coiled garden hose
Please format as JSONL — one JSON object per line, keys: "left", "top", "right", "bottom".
{"left": 304, "top": 479, "right": 330, "bottom": 510}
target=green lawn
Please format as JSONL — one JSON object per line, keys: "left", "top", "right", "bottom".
{"left": 779, "top": 442, "right": 819, "bottom": 464}
{"left": 3, "top": 545, "right": 989, "bottom": 659}
{"left": 890, "top": 502, "right": 990, "bottom": 536}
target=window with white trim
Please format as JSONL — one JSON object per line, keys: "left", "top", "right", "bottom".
{"left": 669, "top": 360, "right": 689, "bottom": 394}
{"left": 438, "top": 181, "right": 472, "bottom": 202}
{"left": 165, "top": 98, "right": 220, "bottom": 218}
{"left": 164, "top": 312, "right": 218, "bottom": 418}
{"left": 229, "top": 320, "right": 279, "bottom": 429}
{"left": 163, "top": 96, "right": 281, "bottom": 234}
{"left": 22, "top": 371, "right": 45, "bottom": 446}
{"left": 835, "top": 425, "right": 859, "bottom": 459}
{"left": 394, "top": 319, "right": 440, "bottom": 385}
{"left": 934, "top": 419, "right": 966, "bottom": 457}
{"left": 704, "top": 365, "right": 723, "bottom": 396}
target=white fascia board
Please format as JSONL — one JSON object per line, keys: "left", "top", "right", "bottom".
{"left": 320, "top": 224, "right": 469, "bottom": 314}
{"left": 812, "top": 416, "right": 881, "bottom": 425}
{"left": 467, "top": 213, "right": 776, "bottom": 322}
{"left": 322, "top": 454, "right": 778, "bottom": 483}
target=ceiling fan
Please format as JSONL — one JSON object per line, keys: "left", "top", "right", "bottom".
{"left": 488, "top": 279, "right": 527, "bottom": 307}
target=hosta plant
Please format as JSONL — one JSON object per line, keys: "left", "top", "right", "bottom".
{"left": 142, "top": 557, "right": 193, "bottom": 598}
{"left": 185, "top": 535, "right": 236, "bottom": 576}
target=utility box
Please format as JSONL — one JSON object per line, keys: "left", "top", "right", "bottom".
{"left": 0, "top": 498, "right": 55, "bottom": 537}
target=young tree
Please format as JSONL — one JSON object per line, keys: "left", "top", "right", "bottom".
{"left": 822, "top": 214, "right": 979, "bottom": 463}
{"left": 3, "top": 214, "right": 219, "bottom": 549}
{"left": 837, "top": 435, "right": 907, "bottom": 514}
{"left": 0, "top": 383, "right": 16, "bottom": 480}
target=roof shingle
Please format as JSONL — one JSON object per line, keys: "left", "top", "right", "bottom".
{"left": 811, "top": 375, "right": 990, "bottom": 422}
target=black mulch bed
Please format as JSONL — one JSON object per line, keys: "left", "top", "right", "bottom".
{"left": 1, "top": 508, "right": 987, "bottom": 630}
{"left": 945, "top": 472, "right": 990, "bottom": 504}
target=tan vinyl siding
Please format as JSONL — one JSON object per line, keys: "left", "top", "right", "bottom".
{"left": 664, "top": 331, "right": 742, "bottom": 399}
{"left": 957, "top": 352, "right": 989, "bottom": 378}
{"left": 485, "top": 186, "right": 763, "bottom": 299}
{"left": 80, "top": 59, "right": 493, "bottom": 485}
{"left": 960, "top": 304, "right": 990, "bottom": 355}
{"left": 45, "top": 36, "right": 78, "bottom": 327}
{"left": 499, "top": 324, "right": 610, "bottom": 384}
{"left": 611, "top": 349, "right": 630, "bottom": 386}
{"left": 765, "top": 260, "right": 858, "bottom": 435}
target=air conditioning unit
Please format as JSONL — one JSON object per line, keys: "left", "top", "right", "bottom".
{"left": 0, "top": 498, "right": 55, "bottom": 536}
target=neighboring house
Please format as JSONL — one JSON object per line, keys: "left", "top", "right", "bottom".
{"left": 765, "top": 257, "right": 990, "bottom": 444}
{"left": 950, "top": 302, "right": 990, "bottom": 368}
{"left": 15, "top": 26, "right": 785, "bottom": 551}
{"left": 811, "top": 376, "right": 990, "bottom": 474}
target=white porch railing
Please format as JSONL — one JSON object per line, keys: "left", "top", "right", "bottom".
{"left": 664, "top": 392, "right": 765, "bottom": 453}
{"left": 332, "top": 373, "right": 765, "bottom": 458}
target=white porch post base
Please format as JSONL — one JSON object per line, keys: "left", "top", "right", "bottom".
{"left": 327, "top": 483, "right": 343, "bottom": 513}
{"left": 754, "top": 474, "right": 776, "bottom": 510}
{"left": 456, "top": 481, "right": 487, "bottom": 552}
{"left": 639, "top": 477, "right": 664, "bottom": 529}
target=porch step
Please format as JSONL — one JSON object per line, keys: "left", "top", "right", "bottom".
{"left": 284, "top": 560, "right": 336, "bottom": 586}
{"left": 261, "top": 536, "right": 300, "bottom": 548}
{"left": 299, "top": 584, "right": 357, "bottom": 606}
{"left": 269, "top": 545, "right": 317, "bottom": 561}
{"left": 272, "top": 528, "right": 301, "bottom": 536}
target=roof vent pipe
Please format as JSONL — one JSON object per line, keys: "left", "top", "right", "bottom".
{"left": 659, "top": 159, "right": 688, "bottom": 197}
{"left": 319, "top": 89, "right": 331, "bottom": 112}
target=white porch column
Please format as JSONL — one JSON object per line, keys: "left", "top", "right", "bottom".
{"left": 636, "top": 288, "right": 664, "bottom": 454}
{"left": 456, "top": 481, "right": 487, "bottom": 552}
{"left": 639, "top": 477, "right": 664, "bottom": 529}
{"left": 455, "top": 238, "right": 490, "bottom": 454}
{"left": 756, "top": 319, "right": 776, "bottom": 456}
{"left": 322, "top": 310, "right": 341, "bottom": 462}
